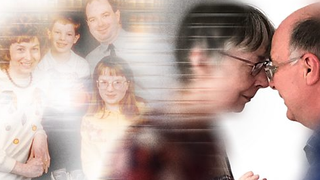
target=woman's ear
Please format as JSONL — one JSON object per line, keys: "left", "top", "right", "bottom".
{"left": 303, "top": 53, "right": 320, "bottom": 85}
{"left": 189, "top": 47, "right": 212, "bottom": 76}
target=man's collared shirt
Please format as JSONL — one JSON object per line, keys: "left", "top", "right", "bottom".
{"left": 304, "top": 128, "right": 320, "bottom": 180}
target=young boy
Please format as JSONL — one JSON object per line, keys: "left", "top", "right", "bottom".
{"left": 34, "top": 15, "right": 89, "bottom": 180}
{"left": 36, "top": 15, "right": 89, "bottom": 111}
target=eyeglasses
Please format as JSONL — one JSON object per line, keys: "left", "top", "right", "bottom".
{"left": 96, "top": 80, "right": 128, "bottom": 90}
{"left": 265, "top": 54, "right": 305, "bottom": 81}
{"left": 219, "top": 51, "right": 269, "bottom": 76}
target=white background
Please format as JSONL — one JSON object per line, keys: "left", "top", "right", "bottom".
{"left": 222, "top": 1, "right": 318, "bottom": 180}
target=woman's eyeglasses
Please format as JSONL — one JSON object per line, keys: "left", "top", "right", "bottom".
{"left": 219, "top": 51, "right": 269, "bottom": 76}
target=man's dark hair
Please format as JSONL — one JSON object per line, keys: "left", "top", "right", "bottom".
{"left": 85, "top": 0, "right": 119, "bottom": 15}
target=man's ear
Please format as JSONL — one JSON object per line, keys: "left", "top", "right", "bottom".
{"left": 189, "top": 47, "right": 212, "bottom": 76}
{"left": 303, "top": 53, "right": 320, "bottom": 85}
{"left": 115, "top": 10, "right": 121, "bottom": 24}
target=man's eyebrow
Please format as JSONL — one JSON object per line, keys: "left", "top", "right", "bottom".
{"left": 87, "top": 11, "right": 109, "bottom": 19}
{"left": 268, "top": 55, "right": 275, "bottom": 62}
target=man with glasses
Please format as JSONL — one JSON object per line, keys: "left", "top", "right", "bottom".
{"left": 268, "top": 3, "right": 320, "bottom": 180}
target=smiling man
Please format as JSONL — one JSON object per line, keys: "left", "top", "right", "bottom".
{"left": 85, "top": 0, "right": 122, "bottom": 73}
{"left": 267, "top": 3, "right": 320, "bottom": 180}
{"left": 84, "top": 0, "right": 179, "bottom": 103}
{"left": 268, "top": 3, "right": 320, "bottom": 128}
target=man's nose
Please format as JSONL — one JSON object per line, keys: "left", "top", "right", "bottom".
{"left": 268, "top": 79, "right": 276, "bottom": 90}
{"left": 98, "top": 18, "right": 105, "bottom": 27}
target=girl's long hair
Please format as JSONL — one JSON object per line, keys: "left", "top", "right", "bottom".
{"left": 89, "top": 56, "right": 141, "bottom": 119}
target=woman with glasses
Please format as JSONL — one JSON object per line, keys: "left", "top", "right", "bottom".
{"left": 80, "top": 56, "right": 145, "bottom": 180}
{"left": 106, "top": 2, "right": 274, "bottom": 180}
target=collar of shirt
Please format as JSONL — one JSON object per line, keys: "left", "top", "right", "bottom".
{"left": 98, "top": 29, "right": 128, "bottom": 53}
{"left": 98, "top": 43, "right": 109, "bottom": 53}
{"left": 48, "top": 49, "right": 75, "bottom": 67}
{"left": 304, "top": 127, "right": 320, "bottom": 164}
{"left": 93, "top": 109, "right": 122, "bottom": 118}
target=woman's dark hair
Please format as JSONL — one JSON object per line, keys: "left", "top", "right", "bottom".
{"left": 175, "top": 2, "right": 274, "bottom": 83}
{"left": 0, "top": 15, "right": 47, "bottom": 70}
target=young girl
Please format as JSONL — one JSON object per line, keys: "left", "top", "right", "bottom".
{"left": 81, "top": 56, "right": 145, "bottom": 179}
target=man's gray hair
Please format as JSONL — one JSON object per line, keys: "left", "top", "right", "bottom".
{"left": 291, "top": 17, "right": 320, "bottom": 58}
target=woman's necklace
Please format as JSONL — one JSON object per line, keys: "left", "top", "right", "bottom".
{"left": 5, "top": 69, "right": 33, "bottom": 88}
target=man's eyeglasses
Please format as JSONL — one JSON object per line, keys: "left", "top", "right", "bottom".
{"left": 96, "top": 80, "right": 129, "bottom": 90}
{"left": 219, "top": 51, "right": 269, "bottom": 76}
{"left": 265, "top": 54, "right": 305, "bottom": 81}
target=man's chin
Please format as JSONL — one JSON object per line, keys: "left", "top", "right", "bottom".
{"left": 96, "top": 34, "right": 111, "bottom": 44}
{"left": 286, "top": 110, "right": 297, "bottom": 122}
{"left": 286, "top": 110, "right": 314, "bottom": 129}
